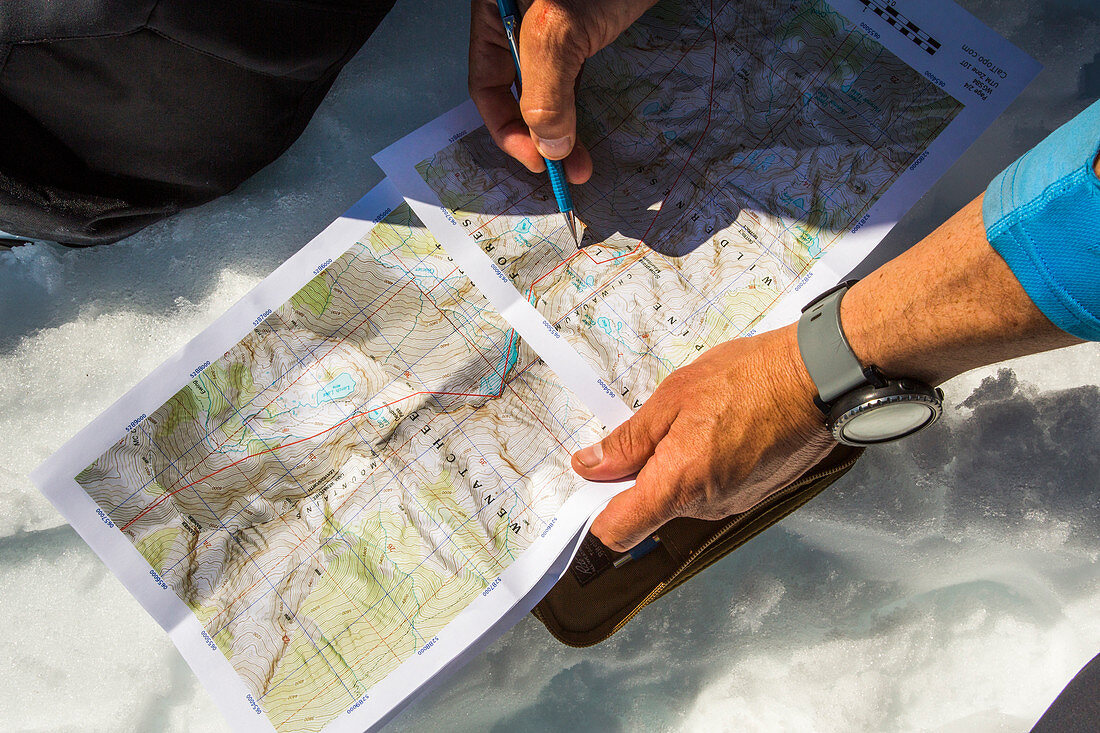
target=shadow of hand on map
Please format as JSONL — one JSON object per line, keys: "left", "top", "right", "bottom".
{"left": 434, "top": 118, "right": 858, "bottom": 262}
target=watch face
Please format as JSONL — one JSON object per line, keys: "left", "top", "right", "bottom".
{"left": 840, "top": 401, "right": 937, "bottom": 443}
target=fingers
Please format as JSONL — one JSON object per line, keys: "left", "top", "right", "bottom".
{"left": 472, "top": 0, "right": 657, "bottom": 178}
{"left": 572, "top": 396, "right": 677, "bottom": 482}
{"left": 469, "top": 79, "right": 592, "bottom": 181}
{"left": 469, "top": 0, "right": 594, "bottom": 181}
{"left": 473, "top": 87, "right": 549, "bottom": 174}
{"left": 562, "top": 143, "right": 593, "bottom": 185}
{"left": 517, "top": 3, "right": 587, "bottom": 161}
{"left": 589, "top": 451, "right": 687, "bottom": 551}
{"left": 469, "top": 0, "right": 546, "bottom": 173}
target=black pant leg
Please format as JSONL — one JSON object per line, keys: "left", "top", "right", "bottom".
{"left": 0, "top": 0, "right": 396, "bottom": 246}
{"left": 1031, "top": 652, "right": 1100, "bottom": 732}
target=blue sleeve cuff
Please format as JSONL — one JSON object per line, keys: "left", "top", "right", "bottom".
{"left": 982, "top": 99, "right": 1100, "bottom": 342}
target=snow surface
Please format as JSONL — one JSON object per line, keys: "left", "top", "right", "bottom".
{"left": 2, "top": 0, "right": 1098, "bottom": 730}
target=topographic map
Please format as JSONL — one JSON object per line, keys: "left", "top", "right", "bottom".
{"left": 75, "top": 203, "right": 601, "bottom": 733}
{"left": 34, "top": 0, "right": 1036, "bottom": 730}
{"left": 413, "top": 0, "right": 963, "bottom": 406}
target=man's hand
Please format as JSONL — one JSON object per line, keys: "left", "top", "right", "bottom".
{"left": 469, "top": 0, "right": 657, "bottom": 184}
{"left": 574, "top": 325, "right": 835, "bottom": 552}
{"left": 576, "top": 195, "right": 1084, "bottom": 552}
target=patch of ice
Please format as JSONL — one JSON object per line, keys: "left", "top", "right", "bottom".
{"left": 0, "top": 266, "right": 260, "bottom": 536}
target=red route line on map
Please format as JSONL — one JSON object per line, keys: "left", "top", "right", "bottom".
{"left": 144, "top": 274, "right": 417, "bottom": 505}
{"left": 120, "top": 387, "right": 501, "bottom": 533}
{"left": 197, "top": 401, "right": 463, "bottom": 634}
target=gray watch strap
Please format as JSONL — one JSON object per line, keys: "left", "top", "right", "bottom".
{"left": 797, "top": 285, "right": 867, "bottom": 403}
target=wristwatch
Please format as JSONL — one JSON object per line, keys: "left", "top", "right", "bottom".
{"left": 796, "top": 280, "right": 943, "bottom": 446}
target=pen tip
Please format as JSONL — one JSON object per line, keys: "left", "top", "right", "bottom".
{"left": 564, "top": 212, "right": 581, "bottom": 248}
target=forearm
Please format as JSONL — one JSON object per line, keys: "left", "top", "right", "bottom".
{"left": 839, "top": 193, "right": 1085, "bottom": 388}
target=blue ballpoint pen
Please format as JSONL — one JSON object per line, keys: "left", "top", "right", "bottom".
{"left": 612, "top": 535, "right": 661, "bottom": 568}
{"left": 496, "top": 0, "right": 582, "bottom": 247}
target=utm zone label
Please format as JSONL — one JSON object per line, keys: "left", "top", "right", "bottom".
{"left": 347, "top": 693, "right": 370, "bottom": 715}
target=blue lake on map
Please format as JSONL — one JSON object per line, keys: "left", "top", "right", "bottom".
{"left": 314, "top": 373, "right": 356, "bottom": 405}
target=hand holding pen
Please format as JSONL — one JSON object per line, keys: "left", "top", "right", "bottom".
{"left": 468, "top": 0, "right": 659, "bottom": 193}
{"left": 495, "top": 0, "right": 582, "bottom": 245}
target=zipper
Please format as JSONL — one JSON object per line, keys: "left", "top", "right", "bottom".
{"left": 542, "top": 451, "right": 861, "bottom": 648}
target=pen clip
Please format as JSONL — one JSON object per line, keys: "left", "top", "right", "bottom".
{"left": 502, "top": 15, "right": 523, "bottom": 86}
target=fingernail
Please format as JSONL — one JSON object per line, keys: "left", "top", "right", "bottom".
{"left": 575, "top": 442, "right": 603, "bottom": 468}
{"left": 536, "top": 135, "right": 572, "bottom": 159}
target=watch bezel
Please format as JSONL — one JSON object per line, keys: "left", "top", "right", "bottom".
{"left": 828, "top": 380, "right": 944, "bottom": 446}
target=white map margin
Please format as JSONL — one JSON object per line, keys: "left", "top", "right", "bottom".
{"left": 29, "top": 179, "right": 632, "bottom": 732}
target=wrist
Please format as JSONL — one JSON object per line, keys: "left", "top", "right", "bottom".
{"left": 770, "top": 323, "right": 833, "bottom": 442}
{"left": 837, "top": 275, "right": 939, "bottom": 383}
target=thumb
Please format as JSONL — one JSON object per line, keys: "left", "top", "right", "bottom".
{"left": 518, "top": 3, "right": 587, "bottom": 160}
{"left": 572, "top": 400, "right": 675, "bottom": 481}
{"left": 590, "top": 429, "right": 692, "bottom": 551}
{"left": 589, "top": 472, "right": 671, "bottom": 552}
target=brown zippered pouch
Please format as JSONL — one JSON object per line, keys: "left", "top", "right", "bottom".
{"left": 532, "top": 444, "right": 863, "bottom": 647}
